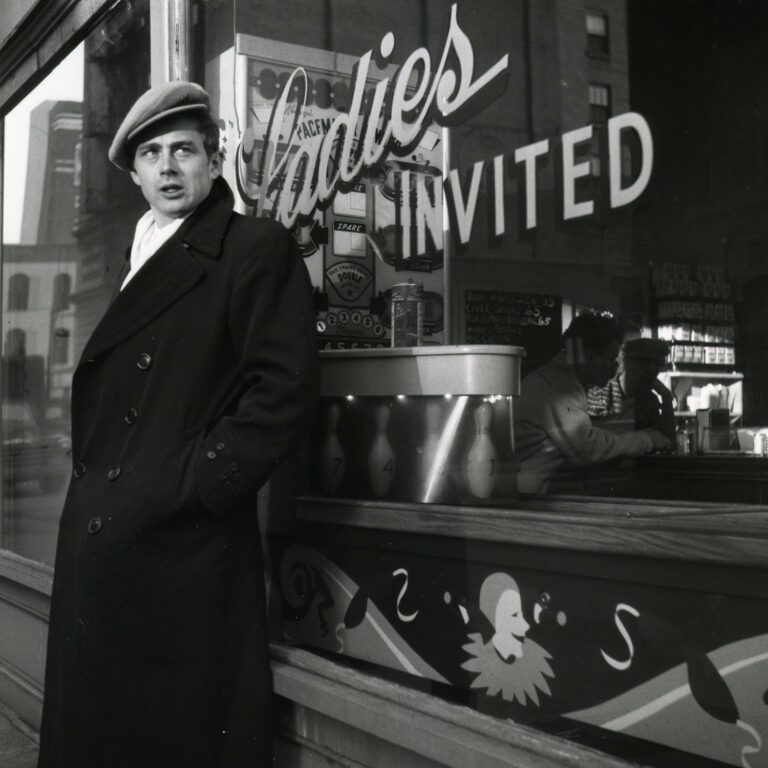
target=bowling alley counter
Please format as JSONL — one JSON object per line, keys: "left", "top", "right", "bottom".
{"left": 265, "top": 347, "right": 768, "bottom": 768}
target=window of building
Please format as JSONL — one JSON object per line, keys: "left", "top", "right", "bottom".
{"left": 51, "top": 329, "right": 70, "bottom": 366}
{"left": 52, "top": 273, "right": 72, "bottom": 311}
{"left": 589, "top": 82, "right": 611, "bottom": 125}
{"left": 588, "top": 83, "right": 611, "bottom": 176}
{"left": 7, "top": 273, "right": 30, "bottom": 310}
{"left": 4, "top": 328, "right": 26, "bottom": 357}
{"left": 586, "top": 11, "right": 610, "bottom": 56}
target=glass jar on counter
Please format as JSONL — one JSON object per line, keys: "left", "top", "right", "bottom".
{"left": 676, "top": 418, "right": 697, "bottom": 455}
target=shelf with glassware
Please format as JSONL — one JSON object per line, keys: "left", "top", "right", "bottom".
{"left": 657, "top": 370, "right": 743, "bottom": 419}
{"left": 651, "top": 261, "right": 742, "bottom": 422}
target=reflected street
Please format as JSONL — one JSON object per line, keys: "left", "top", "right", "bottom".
{"left": 1, "top": 481, "right": 66, "bottom": 565}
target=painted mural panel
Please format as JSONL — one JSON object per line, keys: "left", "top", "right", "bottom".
{"left": 274, "top": 537, "right": 768, "bottom": 767}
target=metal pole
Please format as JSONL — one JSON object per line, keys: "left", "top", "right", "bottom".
{"left": 151, "top": 0, "right": 190, "bottom": 85}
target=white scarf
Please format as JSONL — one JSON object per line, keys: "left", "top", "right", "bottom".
{"left": 121, "top": 211, "right": 187, "bottom": 290}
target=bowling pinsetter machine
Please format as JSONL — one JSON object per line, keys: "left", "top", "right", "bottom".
{"left": 308, "top": 345, "right": 524, "bottom": 505}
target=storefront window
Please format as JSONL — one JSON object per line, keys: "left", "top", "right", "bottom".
{"left": 194, "top": 0, "right": 768, "bottom": 508}
{"left": 1, "top": 0, "right": 150, "bottom": 563}
{"left": 191, "top": 2, "right": 768, "bottom": 766}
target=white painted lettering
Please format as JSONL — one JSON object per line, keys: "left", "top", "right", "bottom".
{"left": 609, "top": 112, "right": 653, "bottom": 209}
{"left": 391, "top": 47, "right": 433, "bottom": 147}
{"left": 436, "top": 5, "right": 510, "bottom": 117}
{"left": 514, "top": 139, "right": 549, "bottom": 230}
{"left": 393, "top": 568, "right": 419, "bottom": 623}
{"left": 448, "top": 161, "right": 484, "bottom": 244}
{"left": 601, "top": 603, "right": 640, "bottom": 671}
{"left": 492, "top": 154, "right": 505, "bottom": 236}
{"left": 416, "top": 174, "right": 444, "bottom": 254}
{"left": 562, "top": 125, "right": 594, "bottom": 220}
{"left": 401, "top": 170, "right": 412, "bottom": 258}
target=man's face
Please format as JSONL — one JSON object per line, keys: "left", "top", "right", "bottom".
{"left": 130, "top": 115, "right": 221, "bottom": 226}
{"left": 623, "top": 357, "right": 659, "bottom": 397}
{"left": 573, "top": 341, "right": 619, "bottom": 389}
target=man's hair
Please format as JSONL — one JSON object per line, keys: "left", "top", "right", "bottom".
{"left": 127, "top": 111, "right": 220, "bottom": 170}
{"left": 561, "top": 313, "right": 621, "bottom": 354}
{"left": 191, "top": 112, "right": 221, "bottom": 157}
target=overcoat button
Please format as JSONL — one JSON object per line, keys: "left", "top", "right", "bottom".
{"left": 87, "top": 517, "right": 102, "bottom": 534}
{"left": 206, "top": 451, "right": 217, "bottom": 460}
{"left": 107, "top": 467, "right": 121, "bottom": 480}
{"left": 136, "top": 353, "right": 153, "bottom": 370}
{"left": 215, "top": 442, "right": 226, "bottom": 451}
{"left": 124, "top": 408, "right": 138, "bottom": 424}
{"left": 73, "top": 462, "right": 86, "bottom": 479}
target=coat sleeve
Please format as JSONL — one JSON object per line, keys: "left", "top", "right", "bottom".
{"left": 192, "top": 219, "right": 319, "bottom": 515}
{"left": 532, "top": 375, "right": 653, "bottom": 466}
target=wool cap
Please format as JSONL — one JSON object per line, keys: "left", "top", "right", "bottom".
{"left": 108, "top": 81, "right": 211, "bottom": 170}
{"left": 623, "top": 337, "right": 670, "bottom": 362}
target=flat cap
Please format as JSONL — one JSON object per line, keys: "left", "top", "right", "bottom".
{"left": 623, "top": 338, "right": 670, "bottom": 362}
{"left": 108, "top": 81, "right": 210, "bottom": 170}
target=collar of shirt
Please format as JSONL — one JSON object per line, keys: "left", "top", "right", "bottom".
{"left": 121, "top": 211, "right": 188, "bottom": 291}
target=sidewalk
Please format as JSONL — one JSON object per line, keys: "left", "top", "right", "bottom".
{"left": 0, "top": 702, "right": 39, "bottom": 767}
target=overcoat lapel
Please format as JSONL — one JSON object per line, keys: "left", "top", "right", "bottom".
{"left": 80, "top": 177, "right": 235, "bottom": 364}
{"left": 108, "top": 251, "right": 131, "bottom": 304}
{"left": 80, "top": 241, "right": 205, "bottom": 362}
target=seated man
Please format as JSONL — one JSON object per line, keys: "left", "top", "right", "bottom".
{"left": 515, "top": 314, "right": 671, "bottom": 494}
{"left": 589, "top": 338, "right": 676, "bottom": 443}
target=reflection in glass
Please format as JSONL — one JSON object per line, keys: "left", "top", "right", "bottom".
{"left": 1, "top": 1, "right": 150, "bottom": 563}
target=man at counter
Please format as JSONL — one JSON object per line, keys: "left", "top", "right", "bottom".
{"left": 515, "top": 314, "right": 670, "bottom": 494}
{"left": 588, "top": 337, "right": 676, "bottom": 443}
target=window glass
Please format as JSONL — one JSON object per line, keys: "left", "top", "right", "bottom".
{"left": 191, "top": 2, "right": 767, "bottom": 766}
{"left": 1, "top": 0, "right": 150, "bottom": 564}
{"left": 586, "top": 10, "right": 610, "bottom": 55}
{"left": 196, "top": 0, "right": 768, "bottom": 509}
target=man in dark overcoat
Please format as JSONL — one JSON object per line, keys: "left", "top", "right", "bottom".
{"left": 37, "top": 81, "right": 319, "bottom": 767}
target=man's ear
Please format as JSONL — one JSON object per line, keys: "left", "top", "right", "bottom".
{"left": 209, "top": 150, "right": 223, "bottom": 179}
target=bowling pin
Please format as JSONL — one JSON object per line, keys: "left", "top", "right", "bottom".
{"left": 368, "top": 402, "right": 395, "bottom": 496}
{"left": 319, "top": 403, "right": 346, "bottom": 495}
{"left": 466, "top": 402, "right": 497, "bottom": 499}
{"left": 421, "top": 401, "right": 448, "bottom": 501}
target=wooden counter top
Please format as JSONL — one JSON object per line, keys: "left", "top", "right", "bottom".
{"left": 295, "top": 494, "right": 768, "bottom": 570}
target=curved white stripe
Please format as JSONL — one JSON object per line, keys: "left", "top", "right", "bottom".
{"left": 602, "top": 683, "right": 691, "bottom": 730}
{"left": 603, "top": 649, "right": 768, "bottom": 732}
{"left": 720, "top": 651, "right": 768, "bottom": 677}
{"left": 324, "top": 567, "right": 444, "bottom": 679}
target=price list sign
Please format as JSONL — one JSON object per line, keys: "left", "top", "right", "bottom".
{"left": 465, "top": 290, "right": 562, "bottom": 374}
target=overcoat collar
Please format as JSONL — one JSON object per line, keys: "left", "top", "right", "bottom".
{"left": 80, "top": 178, "right": 235, "bottom": 363}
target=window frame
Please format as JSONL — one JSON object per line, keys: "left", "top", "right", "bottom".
{"left": 585, "top": 9, "right": 610, "bottom": 58}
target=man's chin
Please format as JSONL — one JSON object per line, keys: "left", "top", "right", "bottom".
{"left": 156, "top": 203, "right": 193, "bottom": 221}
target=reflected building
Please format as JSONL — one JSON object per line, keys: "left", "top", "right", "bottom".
{"left": 3, "top": 100, "right": 81, "bottom": 420}
{"left": 19, "top": 100, "right": 81, "bottom": 245}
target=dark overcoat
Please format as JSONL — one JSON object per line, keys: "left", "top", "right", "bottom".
{"left": 38, "top": 177, "right": 319, "bottom": 767}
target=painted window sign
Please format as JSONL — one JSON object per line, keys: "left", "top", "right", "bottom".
{"left": 232, "top": 3, "right": 652, "bottom": 253}
{"left": 215, "top": 3, "right": 654, "bottom": 348}
{"left": 222, "top": 35, "right": 448, "bottom": 347}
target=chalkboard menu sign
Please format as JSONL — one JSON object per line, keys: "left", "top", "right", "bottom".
{"left": 464, "top": 289, "right": 562, "bottom": 374}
